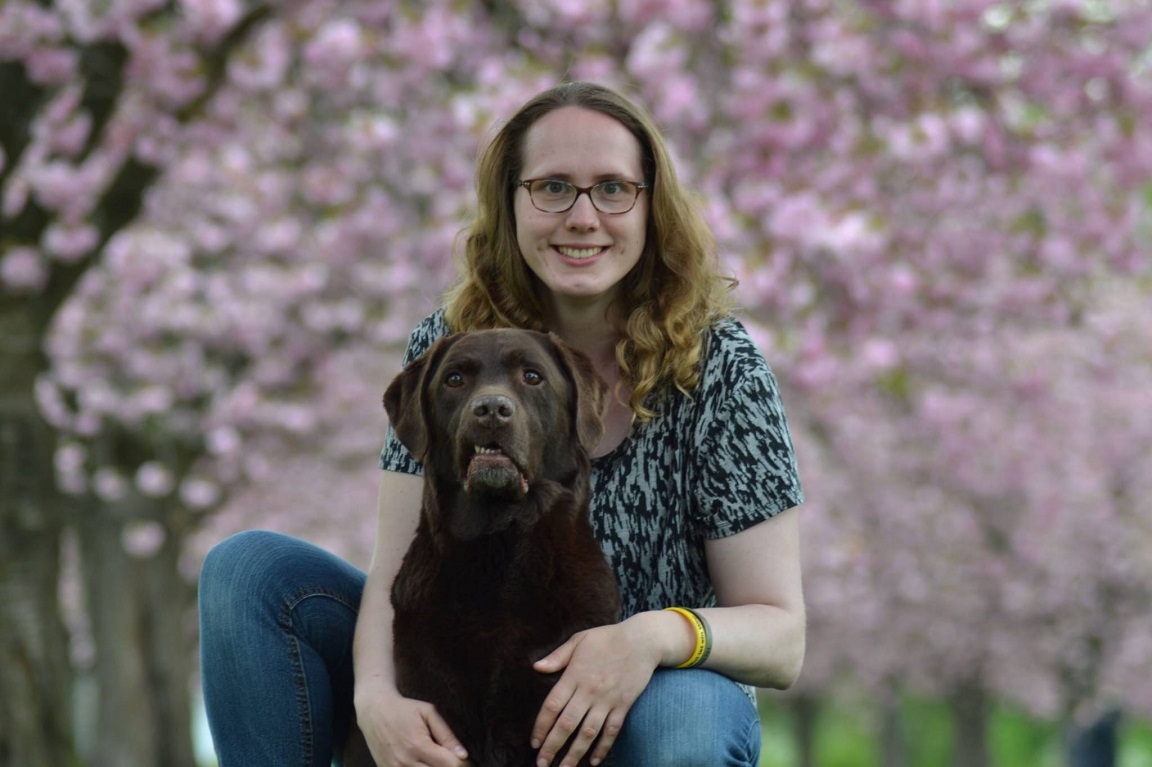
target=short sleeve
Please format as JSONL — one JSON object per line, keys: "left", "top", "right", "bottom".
{"left": 690, "top": 328, "right": 804, "bottom": 539}
{"left": 379, "top": 310, "right": 451, "bottom": 474}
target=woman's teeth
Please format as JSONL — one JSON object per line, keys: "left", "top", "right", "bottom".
{"left": 557, "top": 246, "right": 602, "bottom": 259}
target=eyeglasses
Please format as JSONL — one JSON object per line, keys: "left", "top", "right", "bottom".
{"left": 516, "top": 178, "right": 649, "bottom": 215}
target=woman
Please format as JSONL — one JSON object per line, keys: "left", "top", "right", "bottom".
{"left": 199, "top": 81, "right": 805, "bottom": 767}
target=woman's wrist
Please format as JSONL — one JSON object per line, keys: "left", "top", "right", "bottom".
{"left": 353, "top": 673, "right": 402, "bottom": 713}
{"left": 624, "top": 609, "right": 701, "bottom": 669}
{"left": 663, "top": 607, "right": 712, "bottom": 668}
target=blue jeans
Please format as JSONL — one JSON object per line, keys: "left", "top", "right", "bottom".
{"left": 199, "top": 531, "right": 762, "bottom": 766}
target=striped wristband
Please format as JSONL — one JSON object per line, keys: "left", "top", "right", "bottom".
{"left": 664, "top": 607, "right": 712, "bottom": 669}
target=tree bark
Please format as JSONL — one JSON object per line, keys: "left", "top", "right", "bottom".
{"left": 0, "top": 377, "right": 76, "bottom": 764}
{"left": 948, "top": 681, "right": 990, "bottom": 767}
{"left": 79, "top": 505, "right": 198, "bottom": 767}
{"left": 2, "top": 8, "right": 274, "bottom": 765}
{"left": 879, "top": 684, "right": 907, "bottom": 767}
{"left": 790, "top": 693, "right": 819, "bottom": 767}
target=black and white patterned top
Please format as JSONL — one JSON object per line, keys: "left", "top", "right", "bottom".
{"left": 380, "top": 309, "right": 804, "bottom": 623}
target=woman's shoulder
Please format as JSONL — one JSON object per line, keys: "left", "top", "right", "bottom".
{"left": 400, "top": 308, "right": 452, "bottom": 365}
{"left": 700, "top": 315, "right": 776, "bottom": 383}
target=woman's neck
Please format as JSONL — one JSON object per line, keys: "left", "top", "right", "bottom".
{"left": 546, "top": 299, "right": 622, "bottom": 369}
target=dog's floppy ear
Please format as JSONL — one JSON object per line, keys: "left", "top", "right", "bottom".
{"left": 383, "top": 334, "right": 461, "bottom": 462}
{"left": 546, "top": 333, "right": 609, "bottom": 454}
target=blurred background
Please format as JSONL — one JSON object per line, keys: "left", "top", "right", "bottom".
{"left": 2, "top": 1, "right": 1151, "bottom": 765}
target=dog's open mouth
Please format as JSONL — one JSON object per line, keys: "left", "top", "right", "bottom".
{"left": 464, "top": 445, "right": 529, "bottom": 499}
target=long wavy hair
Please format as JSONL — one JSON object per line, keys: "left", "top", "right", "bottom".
{"left": 444, "top": 81, "right": 735, "bottom": 421}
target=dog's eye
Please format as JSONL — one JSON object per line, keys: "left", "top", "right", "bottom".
{"left": 523, "top": 369, "right": 543, "bottom": 386}
{"left": 444, "top": 372, "right": 464, "bottom": 388}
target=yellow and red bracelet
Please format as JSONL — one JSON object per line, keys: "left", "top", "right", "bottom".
{"left": 664, "top": 607, "right": 712, "bottom": 669}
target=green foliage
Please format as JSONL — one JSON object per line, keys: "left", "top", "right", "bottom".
{"left": 900, "top": 696, "right": 953, "bottom": 766}
{"left": 989, "top": 703, "right": 1063, "bottom": 767}
{"left": 1122, "top": 720, "right": 1152, "bottom": 767}
{"left": 759, "top": 696, "right": 1152, "bottom": 767}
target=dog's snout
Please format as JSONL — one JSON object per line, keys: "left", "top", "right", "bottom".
{"left": 471, "top": 394, "right": 515, "bottom": 425}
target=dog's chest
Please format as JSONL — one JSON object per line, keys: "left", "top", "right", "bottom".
{"left": 397, "top": 531, "right": 555, "bottom": 619}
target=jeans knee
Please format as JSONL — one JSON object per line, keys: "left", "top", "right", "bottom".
{"left": 612, "top": 669, "right": 760, "bottom": 767}
{"left": 201, "top": 531, "right": 273, "bottom": 592}
{"left": 199, "top": 530, "right": 296, "bottom": 622}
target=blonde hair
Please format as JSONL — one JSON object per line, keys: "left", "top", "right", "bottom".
{"left": 445, "top": 81, "right": 735, "bottom": 421}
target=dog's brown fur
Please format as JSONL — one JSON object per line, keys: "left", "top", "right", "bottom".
{"left": 345, "top": 329, "right": 622, "bottom": 767}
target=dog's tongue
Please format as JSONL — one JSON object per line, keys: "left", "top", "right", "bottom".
{"left": 465, "top": 451, "right": 528, "bottom": 499}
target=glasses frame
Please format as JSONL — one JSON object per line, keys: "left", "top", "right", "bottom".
{"left": 516, "top": 178, "right": 650, "bottom": 215}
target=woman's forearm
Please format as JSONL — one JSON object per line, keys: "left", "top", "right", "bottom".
{"left": 352, "top": 564, "right": 401, "bottom": 702}
{"left": 354, "top": 471, "right": 426, "bottom": 705}
{"left": 625, "top": 602, "right": 805, "bottom": 689}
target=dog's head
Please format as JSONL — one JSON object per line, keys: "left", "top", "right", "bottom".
{"left": 384, "top": 329, "right": 608, "bottom": 530}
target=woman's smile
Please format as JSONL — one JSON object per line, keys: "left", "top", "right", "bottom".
{"left": 555, "top": 245, "right": 608, "bottom": 262}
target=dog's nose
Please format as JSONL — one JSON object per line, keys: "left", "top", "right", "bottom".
{"left": 471, "top": 394, "right": 515, "bottom": 426}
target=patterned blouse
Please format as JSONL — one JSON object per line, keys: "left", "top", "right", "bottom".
{"left": 380, "top": 309, "right": 804, "bottom": 624}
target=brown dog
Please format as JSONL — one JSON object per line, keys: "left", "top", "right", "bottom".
{"left": 346, "top": 329, "right": 622, "bottom": 767}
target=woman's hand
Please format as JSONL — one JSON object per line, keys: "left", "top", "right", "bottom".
{"left": 529, "top": 615, "right": 675, "bottom": 767}
{"left": 355, "top": 685, "right": 471, "bottom": 767}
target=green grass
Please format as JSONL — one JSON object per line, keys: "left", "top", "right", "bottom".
{"left": 1122, "top": 720, "right": 1152, "bottom": 767}
{"left": 759, "top": 695, "right": 1152, "bottom": 767}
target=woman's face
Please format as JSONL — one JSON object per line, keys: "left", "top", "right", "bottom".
{"left": 514, "top": 106, "right": 649, "bottom": 315}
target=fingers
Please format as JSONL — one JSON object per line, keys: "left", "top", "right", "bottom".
{"left": 425, "top": 707, "right": 470, "bottom": 763}
{"left": 533, "top": 636, "right": 576, "bottom": 674}
{"left": 530, "top": 678, "right": 575, "bottom": 751}
{"left": 532, "top": 687, "right": 624, "bottom": 767}
{"left": 587, "top": 709, "right": 625, "bottom": 766}
{"left": 530, "top": 626, "right": 652, "bottom": 767}
{"left": 363, "top": 698, "right": 469, "bottom": 767}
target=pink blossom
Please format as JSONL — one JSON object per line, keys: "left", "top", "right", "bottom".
{"left": 859, "top": 338, "right": 901, "bottom": 372}
{"left": 180, "top": 477, "right": 221, "bottom": 509}
{"left": 122, "top": 521, "right": 168, "bottom": 558}
{"left": 206, "top": 427, "right": 241, "bottom": 455}
{"left": 42, "top": 222, "right": 99, "bottom": 262}
{"left": 228, "top": 23, "right": 292, "bottom": 91}
{"left": 302, "top": 18, "right": 364, "bottom": 88}
{"left": 93, "top": 467, "right": 128, "bottom": 502}
{"left": 178, "top": 0, "right": 243, "bottom": 43}
{"left": 24, "top": 46, "right": 78, "bottom": 84}
{"left": 0, "top": 246, "right": 48, "bottom": 291}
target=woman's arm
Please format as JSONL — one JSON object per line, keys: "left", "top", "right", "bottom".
{"left": 617, "top": 505, "right": 806, "bottom": 688}
{"left": 697, "top": 504, "right": 805, "bottom": 687}
{"left": 529, "top": 507, "right": 805, "bottom": 766}
{"left": 352, "top": 470, "right": 470, "bottom": 767}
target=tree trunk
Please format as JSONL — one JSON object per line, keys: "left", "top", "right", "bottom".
{"left": 879, "top": 684, "right": 907, "bottom": 767}
{"left": 0, "top": 409, "right": 76, "bottom": 764}
{"left": 790, "top": 693, "right": 819, "bottom": 767}
{"left": 948, "top": 681, "right": 990, "bottom": 767}
{"left": 79, "top": 509, "right": 198, "bottom": 767}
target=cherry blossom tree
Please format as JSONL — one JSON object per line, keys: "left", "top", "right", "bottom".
{"left": 784, "top": 282, "right": 1152, "bottom": 765}
{"left": 2, "top": 1, "right": 276, "bottom": 763}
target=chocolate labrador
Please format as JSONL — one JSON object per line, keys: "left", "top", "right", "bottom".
{"left": 345, "top": 329, "right": 622, "bottom": 767}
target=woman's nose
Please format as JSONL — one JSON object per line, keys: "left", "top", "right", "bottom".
{"left": 565, "top": 191, "right": 600, "bottom": 229}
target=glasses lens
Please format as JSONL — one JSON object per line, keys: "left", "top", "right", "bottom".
{"left": 528, "top": 180, "right": 576, "bottom": 213}
{"left": 591, "top": 181, "right": 639, "bottom": 214}
{"left": 525, "top": 179, "right": 642, "bottom": 214}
